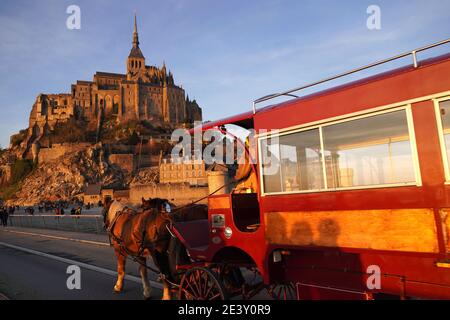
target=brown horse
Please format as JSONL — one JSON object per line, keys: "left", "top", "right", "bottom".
{"left": 103, "top": 199, "right": 174, "bottom": 299}
{"left": 103, "top": 198, "right": 208, "bottom": 300}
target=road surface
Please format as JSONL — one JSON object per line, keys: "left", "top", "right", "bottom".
{"left": 0, "top": 227, "right": 162, "bottom": 300}
{"left": 0, "top": 226, "right": 272, "bottom": 300}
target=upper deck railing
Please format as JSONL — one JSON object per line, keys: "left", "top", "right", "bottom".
{"left": 252, "top": 38, "right": 450, "bottom": 114}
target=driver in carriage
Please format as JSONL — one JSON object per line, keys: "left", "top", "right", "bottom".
{"left": 231, "top": 135, "right": 258, "bottom": 194}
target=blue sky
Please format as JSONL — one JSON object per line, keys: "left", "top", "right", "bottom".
{"left": 0, "top": 0, "right": 449, "bottom": 148}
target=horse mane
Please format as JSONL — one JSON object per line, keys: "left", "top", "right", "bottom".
{"left": 141, "top": 197, "right": 208, "bottom": 222}
{"left": 141, "top": 197, "right": 173, "bottom": 211}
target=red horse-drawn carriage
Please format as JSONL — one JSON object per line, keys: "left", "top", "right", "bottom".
{"left": 160, "top": 39, "right": 450, "bottom": 300}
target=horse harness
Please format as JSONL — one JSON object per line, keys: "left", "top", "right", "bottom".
{"left": 106, "top": 207, "right": 173, "bottom": 276}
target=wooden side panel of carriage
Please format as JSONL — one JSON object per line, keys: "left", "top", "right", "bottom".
{"left": 265, "top": 209, "right": 439, "bottom": 253}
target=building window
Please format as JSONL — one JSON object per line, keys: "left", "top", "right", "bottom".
{"left": 260, "top": 108, "right": 419, "bottom": 195}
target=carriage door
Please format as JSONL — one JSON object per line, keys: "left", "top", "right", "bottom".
{"left": 231, "top": 193, "right": 260, "bottom": 232}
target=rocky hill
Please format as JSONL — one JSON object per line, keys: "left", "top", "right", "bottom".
{"left": 129, "top": 167, "right": 159, "bottom": 186}
{"left": 6, "top": 144, "right": 126, "bottom": 206}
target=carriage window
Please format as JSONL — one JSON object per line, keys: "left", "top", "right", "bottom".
{"left": 322, "top": 110, "right": 415, "bottom": 188}
{"left": 261, "top": 128, "right": 324, "bottom": 193}
{"left": 260, "top": 108, "right": 418, "bottom": 194}
{"left": 437, "top": 99, "right": 450, "bottom": 177}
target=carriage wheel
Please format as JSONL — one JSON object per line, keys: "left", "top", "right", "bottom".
{"left": 178, "top": 267, "right": 228, "bottom": 300}
{"left": 217, "top": 265, "right": 245, "bottom": 297}
{"left": 267, "top": 282, "right": 297, "bottom": 300}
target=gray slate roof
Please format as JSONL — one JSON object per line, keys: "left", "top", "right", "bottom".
{"left": 84, "top": 184, "right": 102, "bottom": 196}
{"left": 129, "top": 46, "right": 145, "bottom": 59}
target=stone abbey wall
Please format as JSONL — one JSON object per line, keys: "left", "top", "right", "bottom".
{"left": 38, "top": 143, "right": 91, "bottom": 164}
{"left": 108, "top": 154, "right": 160, "bottom": 173}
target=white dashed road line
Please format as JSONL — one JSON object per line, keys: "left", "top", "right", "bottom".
{"left": 1, "top": 229, "right": 109, "bottom": 246}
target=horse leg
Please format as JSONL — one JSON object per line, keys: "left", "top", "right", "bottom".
{"left": 162, "top": 279, "right": 171, "bottom": 300}
{"left": 114, "top": 248, "right": 127, "bottom": 293}
{"left": 152, "top": 251, "right": 172, "bottom": 300}
{"left": 137, "top": 257, "right": 152, "bottom": 299}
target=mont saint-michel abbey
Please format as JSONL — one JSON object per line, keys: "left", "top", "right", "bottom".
{"left": 29, "top": 15, "right": 202, "bottom": 137}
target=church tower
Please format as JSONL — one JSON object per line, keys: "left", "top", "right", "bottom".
{"left": 127, "top": 14, "right": 145, "bottom": 79}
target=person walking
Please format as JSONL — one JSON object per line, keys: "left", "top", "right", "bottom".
{"left": 3, "top": 208, "right": 8, "bottom": 227}
{"left": 0, "top": 207, "right": 8, "bottom": 227}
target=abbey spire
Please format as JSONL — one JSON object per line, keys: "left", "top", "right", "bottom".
{"left": 127, "top": 13, "right": 145, "bottom": 76}
{"left": 132, "top": 13, "right": 139, "bottom": 48}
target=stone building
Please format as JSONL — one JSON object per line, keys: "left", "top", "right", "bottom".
{"left": 26, "top": 14, "right": 202, "bottom": 146}
{"left": 113, "top": 189, "right": 130, "bottom": 203}
{"left": 82, "top": 184, "right": 102, "bottom": 205}
{"left": 159, "top": 157, "right": 208, "bottom": 186}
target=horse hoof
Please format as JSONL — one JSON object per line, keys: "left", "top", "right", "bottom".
{"left": 113, "top": 286, "right": 122, "bottom": 294}
{"left": 143, "top": 290, "right": 152, "bottom": 299}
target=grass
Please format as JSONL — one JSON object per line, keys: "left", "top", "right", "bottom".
{"left": 0, "top": 159, "right": 36, "bottom": 201}
{"left": 0, "top": 181, "right": 23, "bottom": 201}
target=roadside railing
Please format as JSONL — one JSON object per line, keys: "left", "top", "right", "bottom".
{"left": 8, "top": 215, "right": 105, "bottom": 234}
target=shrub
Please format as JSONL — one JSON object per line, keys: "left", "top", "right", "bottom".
{"left": 10, "top": 159, "right": 34, "bottom": 185}
{"left": 0, "top": 183, "right": 21, "bottom": 201}
{"left": 51, "top": 118, "right": 90, "bottom": 143}
{"left": 0, "top": 159, "right": 34, "bottom": 200}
